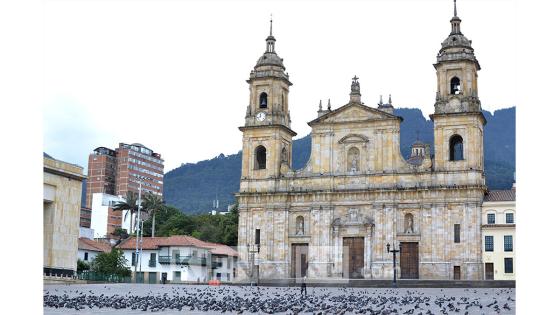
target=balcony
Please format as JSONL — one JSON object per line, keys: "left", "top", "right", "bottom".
{"left": 211, "top": 261, "right": 223, "bottom": 269}
{"left": 158, "top": 256, "right": 207, "bottom": 266}
{"left": 148, "top": 259, "right": 156, "bottom": 267}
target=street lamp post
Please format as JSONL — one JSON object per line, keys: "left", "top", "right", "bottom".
{"left": 386, "top": 242, "right": 402, "bottom": 287}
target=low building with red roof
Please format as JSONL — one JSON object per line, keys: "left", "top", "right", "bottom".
{"left": 77, "top": 237, "right": 112, "bottom": 263}
{"left": 115, "top": 235, "right": 238, "bottom": 284}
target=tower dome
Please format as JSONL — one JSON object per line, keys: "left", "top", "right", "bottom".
{"left": 254, "top": 18, "right": 285, "bottom": 70}
{"left": 436, "top": 0, "right": 480, "bottom": 70}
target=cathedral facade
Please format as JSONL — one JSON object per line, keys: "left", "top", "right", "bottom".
{"left": 236, "top": 4, "right": 486, "bottom": 281}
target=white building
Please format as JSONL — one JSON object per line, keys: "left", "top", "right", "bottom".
{"left": 116, "top": 235, "right": 238, "bottom": 284}
{"left": 90, "top": 193, "right": 125, "bottom": 238}
{"left": 482, "top": 186, "right": 516, "bottom": 280}
{"left": 77, "top": 237, "right": 112, "bottom": 263}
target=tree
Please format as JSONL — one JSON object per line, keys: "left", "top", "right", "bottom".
{"left": 112, "top": 191, "right": 139, "bottom": 235}
{"left": 77, "top": 259, "right": 90, "bottom": 273}
{"left": 91, "top": 248, "right": 130, "bottom": 277}
{"left": 113, "top": 227, "right": 129, "bottom": 240}
{"left": 142, "top": 193, "right": 164, "bottom": 238}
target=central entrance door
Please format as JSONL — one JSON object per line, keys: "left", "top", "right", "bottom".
{"left": 291, "top": 243, "right": 308, "bottom": 278}
{"left": 485, "top": 263, "right": 494, "bottom": 280}
{"left": 400, "top": 242, "right": 419, "bottom": 279}
{"left": 343, "top": 237, "right": 364, "bottom": 279}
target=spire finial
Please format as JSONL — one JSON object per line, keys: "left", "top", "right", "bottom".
{"left": 389, "top": 94, "right": 392, "bottom": 105}
{"left": 379, "top": 95, "right": 383, "bottom": 106}
{"left": 270, "top": 14, "right": 273, "bottom": 36}
{"left": 454, "top": 0, "right": 457, "bottom": 17}
{"left": 319, "top": 100, "right": 322, "bottom": 111}
{"left": 328, "top": 99, "right": 331, "bottom": 111}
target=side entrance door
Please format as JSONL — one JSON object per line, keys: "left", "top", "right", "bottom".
{"left": 343, "top": 237, "right": 364, "bottom": 279}
{"left": 485, "top": 263, "right": 494, "bottom": 280}
{"left": 400, "top": 242, "right": 419, "bottom": 279}
{"left": 148, "top": 272, "right": 157, "bottom": 284}
{"left": 291, "top": 243, "right": 308, "bottom": 278}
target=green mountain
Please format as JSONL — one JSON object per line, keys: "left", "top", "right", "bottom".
{"left": 164, "top": 107, "right": 515, "bottom": 213}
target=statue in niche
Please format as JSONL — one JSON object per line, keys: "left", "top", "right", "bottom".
{"left": 281, "top": 147, "right": 288, "bottom": 163}
{"left": 404, "top": 213, "right": 414, "bottom": 234}
{"left": 348, "top": 147, "right": 360, "bottom": 172}
{"left": 348, "top": 209, "right": 358, "bottom": 222}
{"left": 296, "top": 216, "right": 304, "bottom": 235}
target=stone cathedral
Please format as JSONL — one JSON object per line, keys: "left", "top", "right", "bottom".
{"left": 237, "top": 3, "right": 486, "bottom": 281}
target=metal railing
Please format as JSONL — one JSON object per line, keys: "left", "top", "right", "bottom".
{"left": 158, "top": 256, "right": 207, "bottom": 266}
{"left": 77, "top": 271, "right": 131, "bottom": 283}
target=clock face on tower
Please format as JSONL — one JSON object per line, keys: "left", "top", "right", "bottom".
{"left": 256, "top": 112, "right": 266, "bottom": 122}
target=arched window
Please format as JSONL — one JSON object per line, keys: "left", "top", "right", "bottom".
{"left": 255, "top": 145, "right": 267, "bottom": 170}
{"left": 449, "top": 135, "right": 464, "bottom": 161}
{"left": 296, "top": 216, "right": 304, "bottom": 235}
{"left": 259, "top": 92, "right": 268, "bottom": 108}
{"left": 347, "top": 147, "right": 360, "bottom": 172}
{"left": 450, "top": 77, "right": 461, "bottom": 95}
{"left": 404, "top": 213, "right": 414, "bottom": 234}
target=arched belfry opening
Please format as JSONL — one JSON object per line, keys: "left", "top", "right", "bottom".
{"left": 450, "top": 77, "right": 461, "bottom": 95}
{"left": 449, "top": 135, "right": 464, "bottom": 161}
{"left": 259, "top": 92, "right": 268, "bottom": 108}
{"left": 255, "top": 145, "right": 267, "bottom": 169}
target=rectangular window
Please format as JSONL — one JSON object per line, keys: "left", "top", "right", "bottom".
{"left": 504, "top": 258, "right": 513, "bottom": 273}
{"left": 131, "top": 252, "right": 137, "bottom": 266}
{"left": 454, "top": 224, "right": 460, "bottom": 243}
{"left": 504, "top": 235, "right": 513, "bottom": 252}
{"left": 506, "top": 213, "right": 514, "bottom": 224}
{"left": 149, "top": 253, "right": 157, "bottom": 267}
{"left": 485, "top": 236, "right": 494, "bottom": 252}
{"left": 487, "top": 213, "right": 495, "bottom": 224}
{"left": 192, "top": 250, "right": 198, "bottom": 257}
{"left": 84, "top": 252, "right": 89, "bottom": 261}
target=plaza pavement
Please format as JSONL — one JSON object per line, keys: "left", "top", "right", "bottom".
{"left": 43, "top": 283, "right": 515, "bottom": 314}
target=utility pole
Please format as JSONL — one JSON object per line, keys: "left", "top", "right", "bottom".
{"left": 134, "top": 183, "right": 142, "bottom": 280}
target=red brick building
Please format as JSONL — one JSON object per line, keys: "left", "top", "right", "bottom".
{"left": 85, "top": 143, "right": 164, "bottom": 235}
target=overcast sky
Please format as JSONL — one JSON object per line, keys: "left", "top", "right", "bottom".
{"left": 43, "top": 0, "right": 517, "bottom": 172}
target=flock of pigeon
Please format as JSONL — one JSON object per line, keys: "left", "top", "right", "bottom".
{"left": 43, "top": 285, "right": 515, "bottom": 314}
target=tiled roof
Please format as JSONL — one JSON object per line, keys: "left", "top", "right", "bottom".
{"left": 115, "top": 235, "right": 238, "bottom": 256}
{"left": 484, "top": 189, "right": 516, "bottom": 202}
{"left": 205, "top": 242, "right": 239, "bottom": 257}
{"left": 78, "top": 238, "right": 112, "bottom": 253}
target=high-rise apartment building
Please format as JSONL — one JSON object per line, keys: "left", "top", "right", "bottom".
{"left": 85, "top": 143, "right": 164, "bottom": 237}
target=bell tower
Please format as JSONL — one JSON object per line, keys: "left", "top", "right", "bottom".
{"left": 431, "top": 0, "right": 486, "bottom": 172}
{"left": 239, "top": 18, "right": 296, "bottom": 180}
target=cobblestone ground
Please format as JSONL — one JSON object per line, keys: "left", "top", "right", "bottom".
{"left": 43, "top": 284, "right": 515, "bottom": 315}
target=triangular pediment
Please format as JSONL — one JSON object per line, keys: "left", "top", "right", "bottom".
{"left": 308, "top": 102, "right": 400, "bottom": 126}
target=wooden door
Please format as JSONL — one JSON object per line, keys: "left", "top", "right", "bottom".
{"left": 453, "top": 266, "right": 461, "bottom": 280}
{"left": 291, "top": 244, "right": 308, "bottom": 278}
{"left": 485, "top": 263, "right": 494, "bottom": 280}
{"left": 400, "top": 242, "right": 419, "bottom": 279}
{"left": 343, "top": 237, "right": 364, "bottom": 279}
